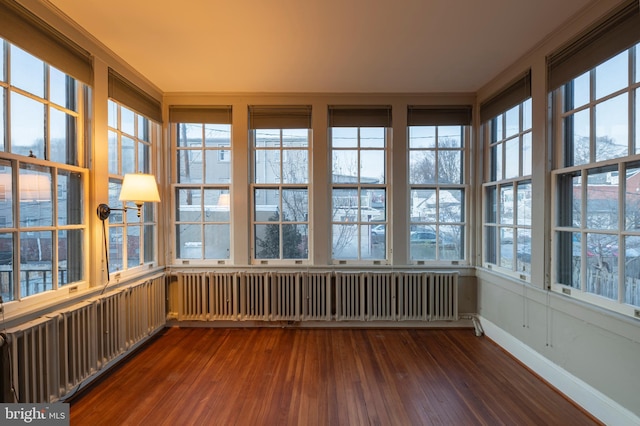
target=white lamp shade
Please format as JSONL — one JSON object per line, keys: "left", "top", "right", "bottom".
{"left": 119, "top": 173, "right": 160, "bottom": 204}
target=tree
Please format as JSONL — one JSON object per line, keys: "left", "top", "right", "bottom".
{"left": 256, "top": 210, "right": 304, "bottom": 259}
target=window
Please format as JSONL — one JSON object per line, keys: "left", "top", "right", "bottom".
{"left": 408, "top": 106, "right": 471, "bottom": 262}
{"left": 107, "top": 88, "right": 160, "bottom": 272}
{"left": 330, "top": 106, "right": 390, "bottom": 262}
{"left": 0, "top": 37, "right": 88, "bottom": 302}
{"left": 482, "top": 72, "right": 532, "bottom": 277}
{"left": 550, "top": 0, "right": 640, "bottom": 317}
{"left": 172, "top": 106, "right": 232, "bottom": 261}
{"left": 250, "top": 106, "right": 311, "bottom": 261}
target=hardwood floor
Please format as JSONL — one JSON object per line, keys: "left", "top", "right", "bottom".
{"left": 70, "top": 327, "right": 600, "bottom": 425}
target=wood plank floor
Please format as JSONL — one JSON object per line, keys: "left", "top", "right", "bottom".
{"left": 70, "top": 327, "right": 600, "bottom": 425}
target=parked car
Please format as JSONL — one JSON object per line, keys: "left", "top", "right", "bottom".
{"left": 371, "top": 224, "right": 385, "bottom": 244}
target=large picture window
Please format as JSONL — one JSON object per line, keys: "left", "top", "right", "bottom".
{"left": 0, "top": 37, "right": 88, "bottom": 302}
{"left": 550, "top": 0, "right": 640, "bottom": 317}
{"left": 107, "top": 98, "right": 159, "bottom": 272}
{"left": 330, "top": 106, "right": 390, "bottom": 262}
{"left": 172, "top": 106, "right": 232, "bottom": 261}
{"left": 250, "top": 106, "right": 311, "bottom": 262}
{"left": 482, "top": 73, "right": 532, "bottom": 278}
{"left": 408, "top": 106, "right": 471, "bottom": 262}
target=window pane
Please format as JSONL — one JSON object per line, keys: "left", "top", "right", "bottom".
{"left": 20, "top": 230, "right": 53, "bottom": 296}
{"left": 19, "top": 165, "right": 52, "bottom": 227}
{"left": 332, "top": 150, "right": 358, "bottom": 182}
{"left": 556, "top": 172, "right": 581, "bottom": 227}
{"left": 490, "top": 144, "right": 502, "bottom": 181}
{"left": 0, "top": 88, "right": 5, "bottom": 151}
{"left": 516, "top": 228, "right": 531, "bottom": 274}
{"left": 0, "top": 161, "right": 13, "bottom": 228}
{"left": 492, "top": 115, "right": 503, "bottom": 142}
{"left": 203, "top": 189, "right": 230, "bottom": 222}
{"left": 410, "top": 228, "right": 437, "bottom": 261}
{"left": 127, "top": 225, "right": 140, "bottom": 268}
{"left": 0, "top": 41, "right": 4, "bottom": 82}
{"left": 440, "top": 224, "right": 463, "bottom": 260}
{"left": 595, "top": 93, "right": 628, "bottom": 162}
{"left": 282, "top": 128, "right": 308, "bottom": 147}
{"left": 204, "top": 224, "right": 230, "bottom": 259}
{"left": 438, "top": 126, "right": 461, "bottom": 148}
{"left": 254, "top": 149, "right": 280, "bottom": 184}
{"left": 255, "top": 223, "right": 279, "bottom": 259}
{"left": 360, "top": 150, "right": 384, "bottom": 183}
{"left": 586, "top": 167, "right": 618, "bottom": 230}
{"left": 282, "top": 189, "right": 308, "bottom": 222}
{"left": 437, "top": 151, "right": 462, "bottom": 184}
{"left": 254, "top": 189, "right": 278, "bottom": 221}
{"left": 143, "top": 224, "right": 154, "bottom": 263}
{"left": 204, "top": 150, "right": 230, "bottom": 184}
{"left": 409, "top": 126, "right": 435, "bottom": 148}
{"left": 636, "top": 89, "right": 640, "bottom": 155}
{"left": 505, "top": 105, "right": 519, "bottom": 138}
{"left": 50, "top": 68, "right": 76, "bottom": 111}
{"left": 176, "top": 188, "right": 201, "bottom": 222}
{"left": 565, "top": 109, "right": 590, "bottom": 167}
{"left": 57, "top": 170, "right": 82, "bottom": 226}
{"left": 108, "top": 180, "right": 123, "bottom": 223}
{"left": 522, "top": 133, "right": 532, "bottom": 176}
{"left": 120, "top": 106, "right": 135, "bottom": 136}
{"left": 499, "top": 228, "right": 514, "bottom": 269}
{"left": 178, "top": 123, "right": 202, "bottom": 147}
{"left": 595, "top": 50, "right": 627, "bottom": 100}
{"left": 283, "top": 150, "right": 308, "bottom": 184}
{"left": 439, "top": 189, "right": 462, "bottom": 223}
{"left": 504, "top": 137, "right": 519, "bottom": 179}
{"left": 625, "top": 163, "right": 640, "bottom": 230}
{"left": 332, "top": 224, "right": 357, "bottom": 259}
{"left": 409, "top": 150, "right": 436, "bottom": 184}
{"left": 59, "top": 229, "right": 83, "bottom": 285}
{"left": 624, "top": 235, "right": 640, "bottom": 306}
{"left": 517, "top": 182, "right": 531, "bottom": 226}
{"left": 556, "top": 231, "right": 581, "bottom": 288}
{"left": 50, "top": 107, "right": 77, "bottom": 165}
{"left": 360, "top": 127, "right": 384, "bottom": 148}
{"left": 121, "top": 136, "right": 135, "bottom": 174}
{"left": 138, "top": 115, "right": 149, "bottom": 142}
{"left": 0, "top": 233, "right": 13, "bottom": 301}
{"left": 138, "top": 143, "right": 150, "bottom": 173}
{"left": 586, "top": 232, "right": 618, "bottom": 300}
{"left": 107, "top": 100, "right": 117, "bottom": 128}
{"left": 176, "top": 224, "right": 201, "bottom": 259}
{"left": 332, "top": 127, "right": 358, "bottom": 148}
{"left": 485, "top": 187, "right": 496, "bottom": 224}
{"left": 360, "top": 224, "right": 383, "bottom": 259}
{"left": 499, "top": 185, "right": 513, "bottom": 225}
{"left": 567, "top": 72, "right": 590, "bottom": 111}
{"left": 11, "top": 92, "right": 45, "bottom": 159}
{"left": 10, "top": 46, "right": 44, "bottom": 98}
{"left": 108, "top": 131, "right": 118, "bottom": 174}
{"left": 204, "top": 123, "right": 230, "bottom": 147}
{"left": 411, "top": 189, "right": 436, "bottom": 222}
{"left": 522, "top": 99, "right": 532, "bottom": 131}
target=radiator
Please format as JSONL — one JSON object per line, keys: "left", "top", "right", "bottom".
{"left": 3, "top": 276, "right": 165, "bottom": 403}
{"left": 271, "top": 272, "right": 301, "bottom": 321}
{"left": 177, "top": 272, "right": 208, "bottom": 321}
{"left": 430, "top": 272, "right": 459, "bottom": 321}
{"left": 240, "top": 272, "right": 269, "bottom": 321}
{"left": 397, "top": 272, "right": 429, "bottom": 321}
{"left": 335, "top": 272, "right": 365, "bottom": 321}
{"left": 208, "top": 272, "right": 238, "bottom": 320}
{"left": 302, "top": 272, "right": 332, "bottom": 321}
{"left": 366, "top": 272, "right": 397, "bottom": 320}
{"left": 170, "top": 270, "right": 459, "bottom": 324}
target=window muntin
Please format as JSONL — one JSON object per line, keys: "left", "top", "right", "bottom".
{"left": 484, "top": 98, "right": 533, "bottom": 276}
{"left": 252, "top": 128, "right": 310, "bottom": 261}
{"left": 0, "top": 38, "right": 87, "bottom": 302}
{"left": 107, "top": 100, "right": 158, "bottom": 271}
{"left": 331, "top": 127, "right": 387, "bottom": 261}
{"left": 409, "top": 125, "right": 466, "bottom": 261}
{"left": 553, "top": 43, "right": 640, "bottom": 314}
{"left": 175, "top": 123, "right": 231, "bottom": 260}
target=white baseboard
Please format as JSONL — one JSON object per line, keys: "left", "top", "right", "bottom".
{"left": 479, "top": 316, "right": 639, "bottom": 426}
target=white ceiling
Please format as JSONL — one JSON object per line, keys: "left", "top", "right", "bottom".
{"left": 46, "top": 0, "right": 593, "bottom": 94}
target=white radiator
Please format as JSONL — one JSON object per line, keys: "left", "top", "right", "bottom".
{"left": 335, "top": 272, "right": 365, "bottom": 321}
{"left": 208, "top": 272, "right": 238, "bottom": 320}
{"left": 170, "top": 270, "right": 459, "bottom": 324}
{"left": 240, "top": 272, "right": 269, "bottom": 320}
{"left": 302, "top": 272, "right": 332, "bottom": 321}
{"left": 366, "top": 272, "right": 397, "bottom": 321}
{"left": 177, "top": 272, "right": 208, "bottom": 321}
{"left": 397, "top": 272, "right": 429, "bottom": 321}
{"left": 430, "top": 272, "right": 459, "bottom": 321}
{"left": 54, "top": 301, "right": 97, "bottom": 397}
{"left": 271, "top": 272, "right": 301, "bottom": 321}
{"left": 4, "top": 276, "right": 165, "bottom": 403}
